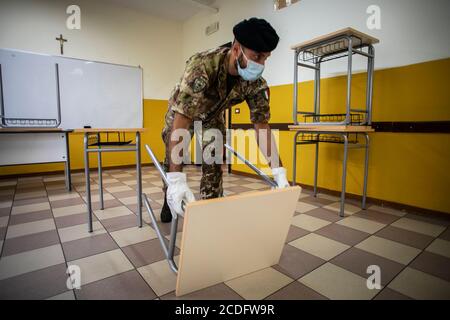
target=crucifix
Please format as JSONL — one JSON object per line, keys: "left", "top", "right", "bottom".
{"left": 55, "top": 34, "right": 67, "bottom": 55}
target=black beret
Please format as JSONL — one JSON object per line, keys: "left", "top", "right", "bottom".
{"left": 233, "top": 18, "right": 279, "bottom": 53}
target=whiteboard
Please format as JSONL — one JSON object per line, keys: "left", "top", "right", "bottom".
{"left": 0, "top": 48, "right": 143, "bottom": 129}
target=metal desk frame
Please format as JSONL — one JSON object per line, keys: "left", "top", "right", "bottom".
{"left": 292, "top": 130, "right": 371, "bottom": 217}
{"left": 293, "top": 32, "right": 376, "bottom": 126}
{"left": 83, "top": 130, "right": 143, "bottom": 233}
{"left": 142, "top": 143, "right": 277, "bottom": 274}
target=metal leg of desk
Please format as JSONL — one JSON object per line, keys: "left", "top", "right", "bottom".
{"left": 339, "top": 134, "right": 349, "bottom": 217}
{"left": 362, "top": 133, "right": 370, "bottom": 210}
{"left": 97, "top": 133, "right": 104, "bottom": 210}
{"left": 136, "top": 132, "right": 143, "bottom": 228}
{"left": 84, "top": 133, "right": 93, "bottom": 233}
{"left": 313, "top": 140, "right": 319, "bottom": 197}
{"left": 64, "top": 133, "right": 72, "bottom": 191}
{"left": 292, "top": 131, "right": 301, "bottom": 186}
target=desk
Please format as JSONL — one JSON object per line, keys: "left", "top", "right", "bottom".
{"left": 0, "top": 128, "right": 72, "bottom": 190}
{"left": 75, "top": 128, "right": 146, "bottom": 232}
{"left": 289, "top": 126, "right": 374, "bottom": 217}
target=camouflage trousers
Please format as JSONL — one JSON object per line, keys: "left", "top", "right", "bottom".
{"left": 161, "top": 113, "right": 226, "bottom": 200}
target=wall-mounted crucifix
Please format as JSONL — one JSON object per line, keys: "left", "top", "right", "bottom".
{"left": 55, "top": 34, "right": 67, "bottom": 55}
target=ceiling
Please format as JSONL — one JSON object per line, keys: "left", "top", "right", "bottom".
{"left": 104, "top": 0, "right": 218, "bottom": 21}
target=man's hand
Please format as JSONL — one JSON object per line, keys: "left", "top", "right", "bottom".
{"left": 166, "top": 172, "right": 195, "bottom": 216}
{"left": 272, "top": 167, "right": 290, "bottom": 189}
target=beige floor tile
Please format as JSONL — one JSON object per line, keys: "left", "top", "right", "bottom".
{"left": 225, "top": 267, "right": 293, "bottom": 300}
{"left": 0, "top": 244, "right": 65, "bottom": 280}
{"left": 317, "top": 193, "right": 341, "bottom": 202}
{"left": 68, "top": 249, "right": 133, "bottom": 286}
{"left": 0, "top": 180, "right": 17, "bottom": 187}
{"left": 11, "top": 202, "right": 51, "bottom": 215}
{"left": 355, "top": 236, "right": 421, "bottom": 265}
{"left": 14, "top": 190, "right": 47, "bottom": 200}
{"left": 138, "top": 257, "right": 180, "bottom": 296}
{"left": 43, "top": 175, "right": 65, "bottom": 183}
{"left": 95, "top": 178, "right": 120, "bottom": 184}
{"left": 105, "top": 185, "right": 133, "bottom": 193}
{"left": 388, "top": 267, "right": 450, "bottom": 300}
{"left": 52, "top": 204, "right": 87, "bottom": 218}
{"left": 336, "top": 216, "right": 385, "bottom": 234}
{"left": 118, "top": 197, "right": 138, "bottom": 206}
{"left": 48, "top": 193, "right": 80, "bottom": 202}
{"left": 110, "top": 225, "right": 157, "bottom": 247}
{"left": 323, "top": 202, "right": 362, "bottom": 216}
{"left": 45, "top": 184, "right": 68, "bottom": 191}
{"left": 110, "top": 173, "right": 133, "bottom": 179}
{"left": 295, "top": 202, "right": 318, "bottom": 214}
{"left": 81, "top": 193, "right": 115, "bottom": 203}
{"left": 143, "top": 187, "right": 162, "bottom": 194}
{"left": 391, "top": 218, "right": 446, "bottom": 237}
{"left": 58, "top": 221, "right": 106, "bottom": 243}
{"left": 94, "top": 206, "right": 134, "bottom": 220}
{"left": 74, "top": 185, "right": 100, "bottom": 192}
{"left": 0, "top": 216, "right": 9, "bottom": 228}
{"left": 122, "top": 180, "right": 138, "bottom": 186}
{"left": 0, "top": 200, "right": 12, "bottom": 209}
{"left": 6, "top": 219, "right": 56, "bottom": 239}
{"left": 242, "top": 183, "right": 269, "bottom": 190}
{"left": 291, "top": 214, "right": 331, "bottom": 232}
{"left": 47, "top": 291, "right": 76, "bottom": 300}
{"left": 425, "top": 238, "right": 450, "bottom": 258}
{"left": 299, "top": 263, "right": 380, "bottom": 300}
{"left": 289, "top": 233, "right": 350, "bottom": 260}
{"left": 368, "top": 205, "right": 407, "bottom": 217}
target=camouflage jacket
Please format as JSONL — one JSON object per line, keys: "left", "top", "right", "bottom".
{"left": 164, "top": 46, "right": 271, "bottom": 129}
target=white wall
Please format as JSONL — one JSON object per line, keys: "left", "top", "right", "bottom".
{"left": 0, "top": 0, "right": 183, "bottom": 99}
{"left": 181, "top": 0, "right": 450, "bottom": 86}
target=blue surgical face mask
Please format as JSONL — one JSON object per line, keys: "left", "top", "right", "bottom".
{"left": 236, "top": 47, "right": 265, "bottom": 81}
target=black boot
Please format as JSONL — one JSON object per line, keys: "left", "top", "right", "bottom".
{"left": 160, "top": 193, "right": 172, "bottom": 223}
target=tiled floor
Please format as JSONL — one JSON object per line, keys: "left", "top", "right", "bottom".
{"left": 0, "top": 165, "right": 449, "bottom": 300}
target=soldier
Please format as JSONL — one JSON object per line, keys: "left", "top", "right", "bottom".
{"left": 161, "top": 17, "right": 290, "bottom": 223}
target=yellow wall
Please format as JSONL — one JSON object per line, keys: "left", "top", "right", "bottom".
{"left": 0, "top": 99, "right": 168, "bottom": 175}
{"left": 231, "top": 58, "right": 450, "bottom": 214}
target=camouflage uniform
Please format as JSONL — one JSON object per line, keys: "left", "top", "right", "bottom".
{"left": 162, "top": 46, "right": 271, "bottom": 199}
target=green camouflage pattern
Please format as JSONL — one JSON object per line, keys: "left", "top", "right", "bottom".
{"left": 162, "top": 46, "right": 271, "bottom": 199}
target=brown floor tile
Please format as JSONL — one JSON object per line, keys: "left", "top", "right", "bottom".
{"left": 111, "top": 190, "right": 138, "bottom": 199}
{"left": 75, "top": 270, "right": 156, "bottom": 300}
{"left": 226, "top": 186, "right": 253, "bottom": 194}
{"left": 331, "top": 247, "right": 404, "bottom": 286}
{"left": 127, "top": 204, "right": 155, "bottom": 214}
{"left": 91, "top": 199, "right": 123, "bottom": 211}
{"left": 0, "top": 263, "right": 68, "bottom": 300}
{"left": 101, "top": 214, "right": 141, "bottom": 233}
{"left": 315, "top": 223, "right": 370, "bottom": 246}
{"left": 1, "top": 230, "right": 60, "bottom": 256}
{"left": 304, "top": 208, "right": 343, "bottom": 223}
{"left": 62, "top": 233, "right": 118, "bottom": 261}
{"left": 301, "top": 196, "right": 335, "bottom": 207}
{"left": 273, "top": 244, "right": 325, "bottom": 280}
{"left": 149, "top": 220, "right": 183, "bottom": 236}
{"left": 439, "top": 227, "right": 450, "bottom": 241}
{"left": 266, "top": 281, "right": 327, "bottom": 300}
{"left": 161, "top": 283, "right": 243, "bottom": 300}
{"left": 285, "top": 225, "right": 309, "bottom": 243}
{"left": 409, "top": 251, "right": 450, "bottom": 282}
{"left": 51, "top": 197, "right": 85, "bottom": 209}
{"left": 13, "top": 197, "right": 49, "bottom": 207}
{"left": 374, "top": 287, "right": 413, "bottom": 300}
{"left": 122, "top": 238, "right": 179, "bottom": 268}
{"left": 0, "top": 207, "right": 11, "bottom": 217}
{"left": 55, "top": 212, "right": 98, "bottom": 229}
{"left": 0, "top": 226, "right": 6, "bottom": 239}
{"left": 0, "top": 196, "right": 13, "bottom": 203}
{"left": 405, "top": 212, "right": 450, "bottom": 227}
{"left": 375, "top": 226, "right": 435, "bottom": 250}
{"left": 147, "top": 192, "right": 165, "bottom": 201}
{"left": 354, "top": 209, "right": 401, "bottom": 225}
{"left": 8, "top": 210, "right": 53, "bottom": 225}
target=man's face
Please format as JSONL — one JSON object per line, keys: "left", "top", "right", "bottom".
{"left": 234, "top": 42, "right": 271, "bottom": 68}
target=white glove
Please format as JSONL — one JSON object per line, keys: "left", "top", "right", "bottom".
{"left": 272, "top": 167, "right": 290, "bottom": 189}
{"left": 166, "top": 172, "right": 195, "bottom": 216}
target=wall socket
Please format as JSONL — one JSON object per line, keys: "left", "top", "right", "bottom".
{"left": 205, "top": 21, "right": 219, "bottom": 36}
